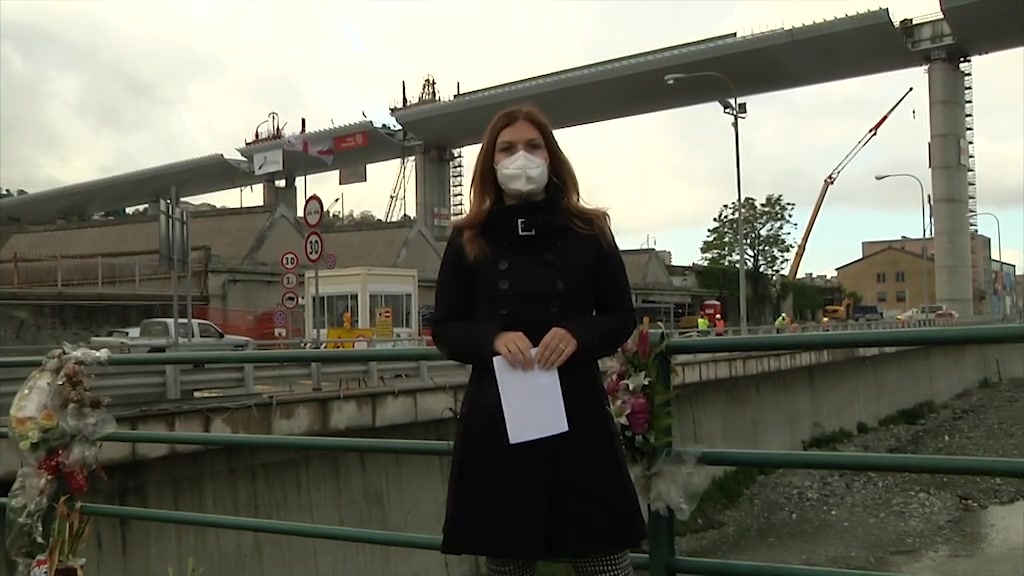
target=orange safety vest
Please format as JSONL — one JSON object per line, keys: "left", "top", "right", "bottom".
{"left": 714, "top": 319, "right": 725, "bottom": 335}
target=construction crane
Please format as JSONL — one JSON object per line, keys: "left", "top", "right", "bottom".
{"left": 786, "top": 87, "right": 914, "bottom": 287}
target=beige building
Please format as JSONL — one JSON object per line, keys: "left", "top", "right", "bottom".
{"left": 861, "top": 234, "right": 994, "bottom": 314}
{"left": 837, "top": 247, "right": 936, "bottom": 312}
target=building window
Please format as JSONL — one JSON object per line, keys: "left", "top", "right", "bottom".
{"left": 369, "top": 293, "right": 413, "bottom": 330}
{"left": 895, "top": 271, "right": 906, "bottom": 283}
{"left": 896, "top": 290, "right": 907, "bottom": 303}
{"left": 876, "top": 272, "right": 886, "bottom": 284}
{"left": 877, "top": 291, "right": 888, "bottom": 303}
{"left": 312, "top": 293, "right": 361, "bottom": 329}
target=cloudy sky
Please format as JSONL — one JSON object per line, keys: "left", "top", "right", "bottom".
{"left": 1, "top": 0, "right": 1021, "bottom": 275}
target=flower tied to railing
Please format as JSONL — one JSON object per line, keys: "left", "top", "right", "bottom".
{"left": 605, "top": 324, "right": 705, "bottom": 520}
{"left": 5, "top": 345, "right": 116, "bottom": 576}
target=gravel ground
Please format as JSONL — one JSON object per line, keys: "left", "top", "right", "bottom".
{"left": 678, "top": 378, "right": 1024, "bottom": 571}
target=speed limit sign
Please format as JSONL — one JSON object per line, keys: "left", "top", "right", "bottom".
{"left": 304, "top": 230, "right": 324, "bottom": 264}
{"left": 280, "top": 251, "right": 299, "bottom": 271}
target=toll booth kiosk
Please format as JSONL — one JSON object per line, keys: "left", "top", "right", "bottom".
{"left": 303, "top": 267, "right": 419, "bottom": 346}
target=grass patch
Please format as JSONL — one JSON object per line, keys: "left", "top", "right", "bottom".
{"left": 674, "top": 466, "right": 775, "bottom": 536}
{"left": 802, "top": 427, "right": 855, "bottom": 451}
{"left": 877, "top": 401, "right": 937, "bottom": 427}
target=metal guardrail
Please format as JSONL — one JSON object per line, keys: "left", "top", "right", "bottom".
{"left": 0, "top": 360, "right": 470, "bottom": 413}
{"left": 1, "top": 326, "right": 1023, "bottom": 576}
{"left": 1, "top": 324, "right": 1017, "bottom": 414}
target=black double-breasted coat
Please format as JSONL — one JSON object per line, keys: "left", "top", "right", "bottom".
{"left": 433, "top": 194, "right": 646, "bottom": 560}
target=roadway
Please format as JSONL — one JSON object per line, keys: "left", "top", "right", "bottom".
{"left": 2, "top": 1, "right": 1021, "bottom": 224}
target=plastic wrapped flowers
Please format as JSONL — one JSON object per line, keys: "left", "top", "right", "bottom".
{"left": 5, "top": 345, "right": 115, "bottom": 576}
{"left": 605, "top": 325, "right": 707, "bottom": 521}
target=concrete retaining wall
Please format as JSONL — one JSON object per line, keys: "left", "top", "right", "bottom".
{"left": 673, "top": 343, "right": 1024, "bottom": 451}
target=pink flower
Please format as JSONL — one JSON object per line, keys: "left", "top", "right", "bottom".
{"left": 626, "top": 395, "right": 651, "bottom": 435}
{"left": 636, "top": 329, "right": 651, "bottom": 360}
{"left": 605, "top": 373, "right": 622, "bottom": 396}
{"left": 621, "top": 339, "right": 637, "bottom": 354}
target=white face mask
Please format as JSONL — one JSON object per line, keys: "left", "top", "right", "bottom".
{"left": 495, "top": 150, "right": 549, "bottom": 199}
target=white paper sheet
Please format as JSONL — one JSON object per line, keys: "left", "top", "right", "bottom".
{"left": 492, "top": 348, "right": 569, "bottom": 444}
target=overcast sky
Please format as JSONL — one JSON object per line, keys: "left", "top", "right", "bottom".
{"left": 1, "top": 0, "right": 1021, "bottom": 275}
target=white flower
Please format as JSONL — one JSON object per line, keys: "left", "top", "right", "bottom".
{"left": 27, "top": 429, "right": 40, "bottom": 442}
{"left": 625, "top": 372, "right": 649, "bottom": 392}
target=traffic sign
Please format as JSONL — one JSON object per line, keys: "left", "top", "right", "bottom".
{"left": 303, "top": 194, "right": 324, "bottom": 228}
{"left": 273, "top": 309, "right": 288, "bottom": 328}
{"left": 280, "top": 251, "right": 299, "bottom": 271}
{"left": 325, "top": 253, "right": 337, "bottom": 270}
{"left": 281, "top": 290, "right": 299, "bottom": 309}
{"left": 304, "top": 230, "right": 324, "bottom": 264}
{"left": 281, "top": 271, "right": 298, "bottom": 289}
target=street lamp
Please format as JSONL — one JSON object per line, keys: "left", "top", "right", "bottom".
{"left": 975, "top": 212, "right": 1006, "bottom": 318}
{"left": 875, "top": 173, "right": 929, "bottom": 308}
{"left": 665, "top": 72, "right": 748, "bottom": 334}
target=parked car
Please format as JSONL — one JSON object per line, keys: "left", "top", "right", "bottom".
{"left": 89, "top": 318, "right": 253, "bottom": 354}
{"left": 851, "top": 305, "right": 883, "bottom": 322}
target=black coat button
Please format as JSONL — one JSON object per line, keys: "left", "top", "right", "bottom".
{"left": 555, "top": 279, "right": 564, "bottom": 291}
{"left": 498, "top": 260, "right": 509, "bottom": 270}
{"left": 498, "top": 279, "right": 509, "bottom": 290}
{"left": 549, "top": 303, "right": 560, "bottom": 313}
{"left": 543, "top": 253, "right": 558, "bottom": 264}
{"left": 498, "top": 305, "right": 509, "bottom": 315}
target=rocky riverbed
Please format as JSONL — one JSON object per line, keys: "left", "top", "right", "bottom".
{"left": 678, "top": 377, "right": 1024, "bottom": 573}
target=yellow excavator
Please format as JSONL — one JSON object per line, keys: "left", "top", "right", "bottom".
{"left": 783, "top": 87, "right": 915, "bottom": 318}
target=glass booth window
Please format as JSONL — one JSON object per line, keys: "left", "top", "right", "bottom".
{"left": 312, "top": 294, "right": 361, "bottom": 329}
{"left": 370, "top": 293, "right": 413, "bottom": 329}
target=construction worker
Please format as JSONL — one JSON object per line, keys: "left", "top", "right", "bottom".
{"left": 775, "top": 313, "right": 788, "bottom": 334}
{"left": 696, "top": 314, "right": 711, "bottom": 337}
{"left": 714, "top": 313, "right": 726, "bottom": 337}
{"left": 821, "top": 316, "right": 831, "bottom": 332}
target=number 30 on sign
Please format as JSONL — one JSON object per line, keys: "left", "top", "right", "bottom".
{"left": 304, "top": 231, "right": 324, "bottom": 264}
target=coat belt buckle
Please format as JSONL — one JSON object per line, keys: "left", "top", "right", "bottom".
{"left": 517, "top": 218, "right": 536, "bottom": 236}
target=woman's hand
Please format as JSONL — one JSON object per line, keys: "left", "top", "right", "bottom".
{"left": 536, "top": 327, "right": 577, "bottom": 370}
{"left": 493, "top": 331, "right": 534, "bottom": 369}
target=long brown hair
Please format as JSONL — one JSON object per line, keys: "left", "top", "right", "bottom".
{"left": 454, "top": 106, "right": 612, "bottom": 260}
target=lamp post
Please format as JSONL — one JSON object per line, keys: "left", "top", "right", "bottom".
{"left": 976, "top": 212, "right": 1005, "bottom": 318}
{"left": 874, "top": 173, "right": 929, "bottom": 308}
{"left": 665, "top": 72, "right": 748, "bottom": 334}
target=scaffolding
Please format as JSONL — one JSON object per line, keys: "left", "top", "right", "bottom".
{"left": 961, "top": 58, "right": 978, "bottom": 232}
{"left": 450, "top": 149, "right": 465, "bottom": 218}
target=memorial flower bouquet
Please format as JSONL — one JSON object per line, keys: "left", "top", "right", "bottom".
{"left": 5, "top": 345, "right": 115, "bottom": 576}
{"left": 605, "top": 324, "right": 704, "bottom": 520}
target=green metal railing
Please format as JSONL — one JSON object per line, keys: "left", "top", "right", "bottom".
{"left": 2, "top": 324, "right": 1023, "bottom": 576}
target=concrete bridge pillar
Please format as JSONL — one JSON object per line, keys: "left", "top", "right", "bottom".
{"left": 415, "top": 145, "right": 452, "bottom": 242}
{"left": 262, "top": 174, "right": 298, "bottom": 215}
{"left": 928, "top": 60, "right": 974, "bottom": 317}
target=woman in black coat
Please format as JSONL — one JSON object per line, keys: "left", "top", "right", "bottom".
{"left": 432, "top": 106, "right": 646, "bottom": 576}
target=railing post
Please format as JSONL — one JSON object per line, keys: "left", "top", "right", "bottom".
{"left": 56, "top": 255, "right": 62, "bottom": 289}
{"left": 648, "top": 330, "right": 676, "bottom": 576}
{"left": 310, "top": 362, "right": 322, "bottom": 391}
{"left": 135, "top": 258, "right": 141, "bottom": 289}
{"left": 165, "top": 365, "right": 181, "bottom": 399}
{"left": 97, "top": 255, "right": 104, "bottom": 288}
{"left": 243, "top": 362, "right": 255, "bottom": 393}
{"left": 368, "top": 362, "right": 379, "bottom": 386}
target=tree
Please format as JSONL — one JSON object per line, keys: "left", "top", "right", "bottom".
{"left": 700, "top": 194, "right": 797, "bottom": 322}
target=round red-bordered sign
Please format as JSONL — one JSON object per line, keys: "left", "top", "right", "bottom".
{"left": 281, "top": 290, "right": 299, "bottom": 309}
{"left": 281, "top": 271, "right": 298, "bottom": 289}
{"left": 325, "top": 253, "right": 337, "bottom": 270}
{"left": 304, "top": 230, "right": 324, "bottom": 264}
{"left": 303, "top": 194, "right": 324, "bottom": 228}
{"left": 280, "top": 251, "right": 299, "bottom": 271}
